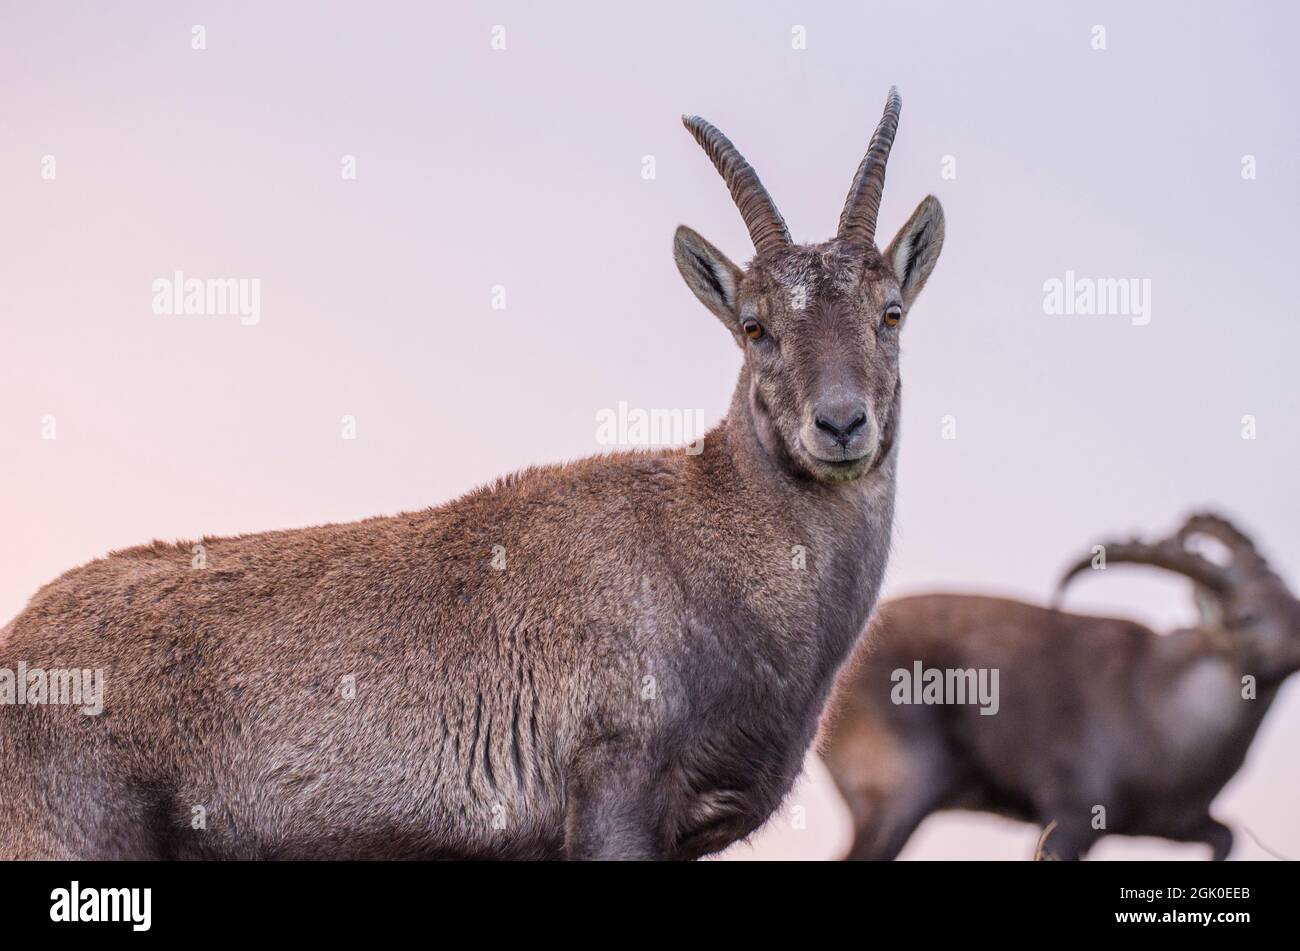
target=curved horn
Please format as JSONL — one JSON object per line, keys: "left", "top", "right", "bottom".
{"left": 1176, "top": 511, "right": 1267, "bottom": 570}
{"left": 838, "top": 86, "right": 902, "bottom": 247}
{"left": 1055, "top": 537, "right": 1234, "bottom": 603}
{"left": 682, "top": 116, "right": 791, "bottom": 256}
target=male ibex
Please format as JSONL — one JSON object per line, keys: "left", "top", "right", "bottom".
{"left": 0, "top": 89, "right": 944, "bottom": 859}
{"left": 821, "top": 513, "right": 1298, "bottom": 860}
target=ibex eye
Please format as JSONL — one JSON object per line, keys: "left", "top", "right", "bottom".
{"left": 742, "top": 319, "right": 765, "bottom": 341}
{"left": 883, "top": 304, "right": 903, "bottom": 327}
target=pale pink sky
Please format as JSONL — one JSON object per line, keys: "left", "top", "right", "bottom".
{"left": 2, "top": 2, "right": 1297, "bottom": 859}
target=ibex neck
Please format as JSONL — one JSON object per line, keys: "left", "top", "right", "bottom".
{"left": 697, "top": 364, "right": 898, "bottom": 701}
{"left": 714, "top": 360, "right": 898, "bottom": 623}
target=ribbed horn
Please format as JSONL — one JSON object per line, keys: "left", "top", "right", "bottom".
{"left": 682, "top": 116, "right": 791, "bottom": 256}
{"left": 1176, "top": 512, "right": 1267, "bottom": 571}
{"left": 1055, "top": 537, "right": 1234, "bottom": 602}
{"left": 838, "top": 86, "right": 902, "bottom": 247}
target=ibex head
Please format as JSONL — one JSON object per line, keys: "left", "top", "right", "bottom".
{"left": 1058, "top": 512, "right": 1300, "bottom": 680}
{"left": 675, "top": 88, "right": 944, "bottom": 483}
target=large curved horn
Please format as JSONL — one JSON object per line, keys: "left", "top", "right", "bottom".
{"left": 838, "top": 86, "right": 902, "bottom": 247}
{"left": 682, "top": 116, "right": 791, "bottom": 256}
{"left": 1176, "top": 511, "right": 1267, "bottom": 571}
{"left": 1055, "top": 536, "right": 1234, "bottom": 603}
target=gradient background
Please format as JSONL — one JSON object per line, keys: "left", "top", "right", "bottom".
{"left": 2, "top": 1, "right": 1297, "bottom": 860}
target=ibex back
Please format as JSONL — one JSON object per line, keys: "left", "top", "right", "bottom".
{"left": 0, "top": 89, "right": 944, "bottom": 859}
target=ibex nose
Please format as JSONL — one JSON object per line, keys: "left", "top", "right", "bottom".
{"left": 814, "top": 402, "right": 869, "bottom": 449}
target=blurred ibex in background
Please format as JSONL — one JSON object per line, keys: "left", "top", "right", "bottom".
{"left": 821, "top": 512, "right": 1299, "bottom": 860}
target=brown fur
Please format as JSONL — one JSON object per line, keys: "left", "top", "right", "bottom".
{"left": 0, "top": 96, "right": 943, "bottom": 860}
{"left": 821, "top": 516, "right": 1300, "bottom": 860}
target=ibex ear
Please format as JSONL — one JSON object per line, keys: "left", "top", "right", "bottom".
{"left": 883, "top": 195, "right": 944, "bottom": 309}
{"left": 674, "top": 225, "right": 744, "bottom": 336}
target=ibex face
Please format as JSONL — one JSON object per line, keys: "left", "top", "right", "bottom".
{"left": 1220, "top": 578, "right": 1300, "bottom": 679}
{"left": 1178, "top": 514, "right": 1300, "bottom": 680}
{"left": 674, "top": 88, "right": 944, "bottom": 483}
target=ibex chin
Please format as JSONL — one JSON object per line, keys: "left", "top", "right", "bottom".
{"left": 0, "top": 89, "right": 944, "bottom": 859}
{"left": 821, "top": 513, "right": 1299, "bottom": 860}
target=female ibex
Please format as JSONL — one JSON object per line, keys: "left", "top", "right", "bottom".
{"left": 0, "top": 89, "right": 944, "bottom": 859}
{"left": 821, "top": 512, "right": 1298, "bottom": 860}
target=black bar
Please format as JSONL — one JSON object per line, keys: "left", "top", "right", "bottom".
{"left": 0, "top": 859, "right": 1285, "bottom": 938}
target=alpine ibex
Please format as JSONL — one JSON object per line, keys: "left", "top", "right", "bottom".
{"left": 821, "top": 513, "right": 1298, "bottom": 860}
{"left": 0, "top": 88, "right": 944, "bottom": 859}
